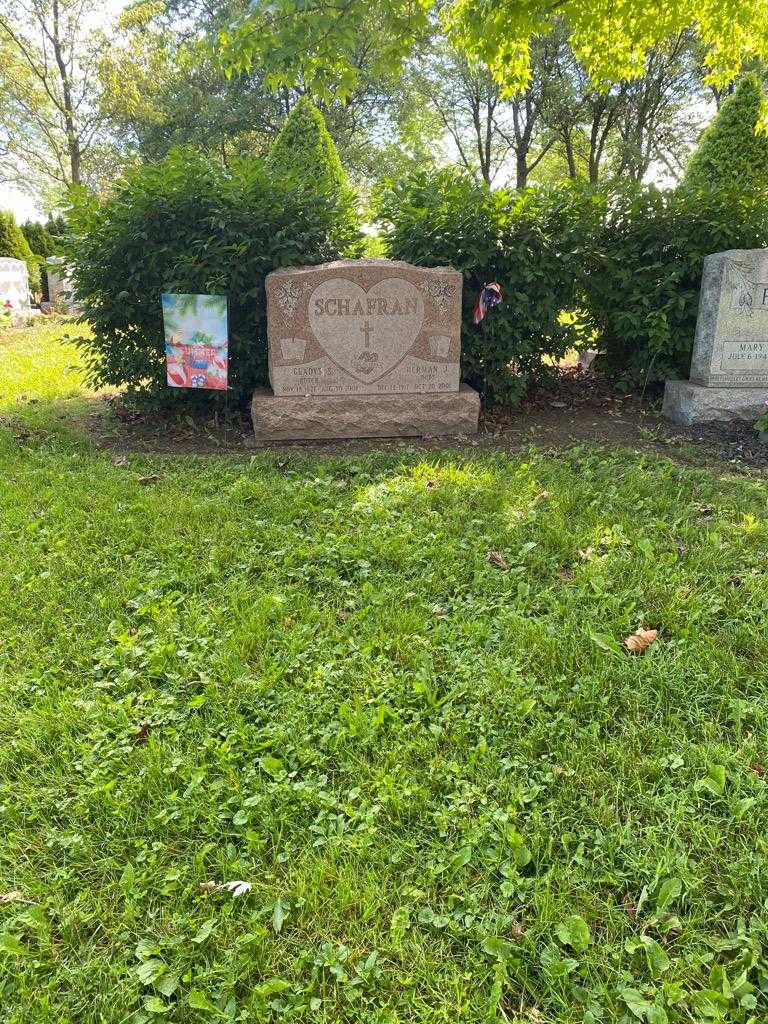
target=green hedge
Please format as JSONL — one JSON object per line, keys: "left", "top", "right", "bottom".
{"left": 377, "top": 169, "right": 768, "bottom": 397}
{"left": 66, "top": 149, "right": 361, "bottom": 405}
{"left": 375, "top": 169, "right": 595, "bottom": 402}
{"left": 582, "top": 183, "right": 768, "bottom": 386}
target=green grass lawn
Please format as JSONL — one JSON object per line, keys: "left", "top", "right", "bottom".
{"left": 2, "top": 323, "right": 768, "bottom": 1023}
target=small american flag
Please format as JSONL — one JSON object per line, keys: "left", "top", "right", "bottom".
{"left": 473, "top": 282, "right": 503, "bottom": 325}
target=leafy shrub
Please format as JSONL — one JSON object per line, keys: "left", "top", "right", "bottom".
{"left": 683, "top": 74, "right": 768, "bottom": 193}
{"left": 376, "top": 168, "right": 595, "bottom": 402}
{"left": 581, "top": 183, "right": 768, "bottom": 386}
{"left": 0, "top": 210, "right": 41, "bottom": 295}
{"left": 66, "top": 148, "right": 360, "bottom": 405}
{"left": 266, "top": 97, "right": 361, "bottom": 255}
{"left": 378, "top": 168, "right": 768, "bottom": 396}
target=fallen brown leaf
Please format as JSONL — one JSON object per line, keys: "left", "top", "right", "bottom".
{"left": 133, "top": 723, "right": 151, "bottom": 745}
{"left": 533, "top": 490, "right": 551, "bottom": 503}
{"left": 487, "top": 549, "right": 510, "bottom": 570}
{"left": 510, "top": 922, "right": 525, "bottom": 938}
{"left": 578, "top": 546, "right": 595, "bottom": 561}
{"left": 0, "top": 891, "right": 35, "bottom": 905}
{"left": 199, "top": 880, "right": 218, "bottom": 893}
{"left": 431, "top": 605, "right": 448, "bottom": 617}
{"left": 623, "top": 627, "right": 658, "bottom": 654}
{"left": 752, "top": 762, "right": 765, "bottom": 778}
{"left": 138, "top": 474, "right": 160, "bottom": 485}
{"left": 622, "top": 892, "right": 638, "bottom": 920}
{"left": 557, "top": 566, "right": 575, "bottom": 582}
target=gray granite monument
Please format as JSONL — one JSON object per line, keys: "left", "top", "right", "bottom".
{"left": 252, "top": 259, "right": 480, "bottom": 440}
{"left": 663, "top": 249, "right": 768, "bottom": 425}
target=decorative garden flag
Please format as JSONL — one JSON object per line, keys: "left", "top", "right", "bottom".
{"left": 161, "top": 293, "right": 228, "bottom": 390}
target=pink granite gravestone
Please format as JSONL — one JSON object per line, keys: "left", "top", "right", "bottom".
{"left": 252, "top": 259, "right": 480, "bottom": 440}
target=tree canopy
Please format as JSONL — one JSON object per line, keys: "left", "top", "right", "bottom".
{"left": 216, "top": 0, "right": 768, "bottom": 102}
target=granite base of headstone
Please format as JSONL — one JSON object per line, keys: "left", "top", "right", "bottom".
{"left": 252, "top": 259, "right": 480, "bottom": 440}
{"left": 663, "top": 249, "right": 768, "bottom": 425}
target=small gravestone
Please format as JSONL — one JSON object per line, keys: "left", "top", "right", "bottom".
{"left": 663, "top": 249, "right": 768, "bottom": 424}
{"left": 46, "top": 256, "right": 74, "bottom": 309}
{"left": 252, "top": 259, "right": 480, "bottom": 439}
{"left": 0, "top": 258, "right": 30, "bottom": 322}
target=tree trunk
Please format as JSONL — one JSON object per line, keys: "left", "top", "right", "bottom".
{"left": 563, "top": 131, "right": 577, "bottom": 178}
{"left": 51, "top": 0, "right": 81, "bottom": 184}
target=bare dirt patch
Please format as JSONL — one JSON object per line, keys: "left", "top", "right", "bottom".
{"left": 71, "top": 368, "right": 768, "bottom": 474}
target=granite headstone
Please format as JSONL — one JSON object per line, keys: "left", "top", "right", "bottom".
{"left": 0, "top": 257, "right": 30, "bottom": 322}
{"left": 252, "top": 259, "right": 480, "bottom": 439}
{"left": 663, "top": 249, "right": 768, "bottom": 425}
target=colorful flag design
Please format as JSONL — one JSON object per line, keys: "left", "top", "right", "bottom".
{"left": 161, "top": 293, "right": 228, "bottom": 390}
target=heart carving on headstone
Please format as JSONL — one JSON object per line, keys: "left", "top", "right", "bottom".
{"left": 308, "top": 277, "right": 424, "bottom": 383}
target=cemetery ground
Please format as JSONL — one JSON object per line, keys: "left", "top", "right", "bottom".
{"left": 1, "top": 319, "right": 768, "bottom": 1023}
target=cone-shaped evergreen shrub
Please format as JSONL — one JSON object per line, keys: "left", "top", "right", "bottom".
{"left": 21, "top": 221, "right": 56, "bottom": 300}
{"left": 0, "top": 210, "right": 40, "bottom": 294}
{"left": 21, "top": 221, "right": 55, "bottom": 259}
{"left": 266, "top": 98, "right": 360, "bottom": 250}
{"left": 683, "top": 74, "right": 768, "bottom": 192}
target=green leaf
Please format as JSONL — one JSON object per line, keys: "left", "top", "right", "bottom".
{"left": 481, "top": 936, "right": 515, "bottom": 961}
{"left": 136, "top": 958, "right": 167, "bottom": 985}
{"left": 555, "top": 914, "right": 591, "bottom": 952}
{"left": 645, "top": 1007, "right": 668, "bottom": 1024}
{"left": 540, "top": 942, "right": 578, "bottom": 977}
{"left": 0, "top": 933, "right": 27, "bottom": 956}
{"left": 589, "top": 631, "right": 620, "bottom": 654}
{"left": 618, "top": 986, "right": 654, "bottom": 1020}
{"left": 191, "top": 918, "right": 216, "bottom": 944}
{"left": 272, "top": 899, "right": 288, "bottom": 934}
{"left": 253, "top": 978, "right": 291, "bottom": 999}
{"left": 695, "top": 763, "right": 726, "bottom": 797}
{"left": 188, "top": 989, "right": 220, "bottom": 1013}
{"left": 156, "top": 973, "right": 180, "bottom": 997}
{"left": 390, "top": 906, "right": 410, "bottom": 944}
{"left": 656, "top": 877, "right": 681, "bottom": 912}
{"left": 144, "top": 996, "right": 171, "bottom": 1014}
{"left": 449, "top": 845, "right": 472, "bottom": 871}
{"left": 260, "top": 755, "right": 284, "bottom": 778}
{"left": 641, "top": 936, "right": 671, "bottom": 979}
{"left": 690, "top": 988, "right": 731, "bottom": 1017}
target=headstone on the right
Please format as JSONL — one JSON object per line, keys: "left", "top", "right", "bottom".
{"left": 46, "top": 256, "right": 75, "bottom": 309}
{"left": 664, "top": 249, "right": 768, "bottom": 425}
